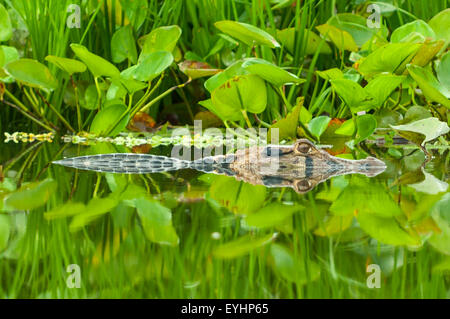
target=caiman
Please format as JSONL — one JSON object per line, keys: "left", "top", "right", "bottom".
{"left": 53, "top": 139, "right": 386, "bottom": 193}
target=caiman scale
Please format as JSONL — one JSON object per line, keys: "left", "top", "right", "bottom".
{"left": 54, "top": 139, "right": 386, "bottom": 193}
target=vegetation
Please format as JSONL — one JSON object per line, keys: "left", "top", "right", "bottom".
{"left": 0, "top": 0, "right": 449, "bottom": 298}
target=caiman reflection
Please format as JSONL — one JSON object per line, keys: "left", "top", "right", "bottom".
{"left": 53, "top": 139, "right": 387, "bottom": 194}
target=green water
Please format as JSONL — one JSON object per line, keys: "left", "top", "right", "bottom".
{"left": 0, "top": 139, "right": 449, "bottom": 299}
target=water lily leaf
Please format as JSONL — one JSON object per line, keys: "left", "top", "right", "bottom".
{"left": 111, "top": 25, "right": 137, "bottom": 64}
{"left": 428, "top": 8, "right": 450, "bottom": 42}
{"left": 213, "top": 233, "right": 277, "bottom": 259}
{"left": 117, "top": 66, "right": 147, "bottom": 93}
{"left": 401, "top": 105, "right": 431, "bottom": 124}
{"left": 70, "top": 197, "right": 119, "bottom": 232}
{"left": 44, "top": 201, "right": 86, "bottom": 220}
{"left": 327, "top": 13, "right": 378, "bottom": 47}
{"left": 0, "top": 46, "right": 20, "bottom": 82}
{"left": 407, "top": 64, "right": 450, "bottom": 107}
{"left": 269, "top": 102, "right": 301, "bottom": 140}
{"left": 139, "top": 25, "right": 182, "bottom": 61}
{"left": 45, "top": 55, "right": 87, "bottom": 75}
{"left": 209, "top": 175, "right": 266, "bottom": 214}
{"left": 330, "top": 79, "right": 375, "bottom": 113}
{"left": 391, "top": 20, "right": 435, "bottom": 43}
{"left": 0, "top": 4, "right": 12, "bottom": 42}
{"left": 409, "top": 169, "right": 448, "bottom": 195}
{"left": 390, "top": 117, "right": 450, "bottom": 146}
{"left": 71, "top": 43, "right": 120, "bottom": 79}
{"left": 436, "top": 51, "right": 450, "bottom": 91}
{"left": 316, "top": 24, "right": 358, "bottom": 52}
{"left": 215, "top": 20, "right": 280, "bottom": 48}
{"left": 358, "top": 43, "right": 421, "bottom": 77}
{"left": 269, "top": 243, "right": 321, "bottom": 283}
{"left": 135, "top": 198, "right": 179, "bottom": 246}
{"left": 242, "top": 58, "right": 305, "bottom": 87}
{"left": 199, "top": 98, "right": 241, "bottom": 122}
{"left": 0, "top": 214, "right": 11, "bottom": 252}
{"left": 308, "top": 115, "right": 331, "bottom": 139}
{"left": 245, "top": 203, "right": 303, "bottom": 228}
{"left": 335, "top": 119, "right": 355, "bottom": 136}
{"left": 90, "top": 104, "right": 129, "bottom": 137}
{"left": 5, "top": 59, "right": 58, "bottom": 91}
{"left": 178, "top": 60, "right": 221, "bottom": 79}
{"left": 3, "top": 179, "right": 57, "bottom": 211}
{"left": 407, "top": 40, "right": 445, "bottom": 69}
{"left": 316, "top": 68, "right": 344, "bottom": 81}
{"left": 364, "top": 74, "right": 405, "bottom": 108}
{"left": 211, "top": 74, "right": 267, "bottom": 116}
{"left": 355, "top": 114, "right": 377, "bottom": 143}
{"left": 276, "top": 28, "right": 331, "bottom": 55}
{"left": 132, "top": 51, "right": 173, "bottom": 82}
{"left": 428, "top": 195, "right": 450, "bottom": 254}
{"left": 120, "top": 0, "right": 148, "bottom": 30}
{"left": 204, "top": 60, "right": 249, "bottom": 93}
{"left": 314, "top": 215, "right": 353, "bottom": 236}
{"left": 357, "top": 212, "right": 420, "bottom": 246}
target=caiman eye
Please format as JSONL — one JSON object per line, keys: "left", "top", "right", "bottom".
{"left": 294, "top": 179, "right": 312, "bottom": 193}
{"left": 294, "top": 141, "right": 314, "bottom": 154}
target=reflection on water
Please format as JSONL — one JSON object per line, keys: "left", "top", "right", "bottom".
{"left": 0, "top": 138, "right": 449, "bottom": 298}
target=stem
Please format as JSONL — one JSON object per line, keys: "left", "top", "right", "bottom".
{"left": 94, "top": 77, "right": 102, "bottom": 110}
{"left": 2, "top": 99, "right": 56, "bottom": 132}
{"left": 241, "top": 109, "right": 253, "bottom": 128}
{"left": 71, "top": 76, "right": 82, "bottom": 132}
{"left": 35, "top": 90, "right": 75, "bottom": 132}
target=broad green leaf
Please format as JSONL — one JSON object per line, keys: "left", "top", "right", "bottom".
{"left": 70, "top": 197, "right": 119, "bottom": 231}
{"left": 120, "top": 0, "right": 148, "bottom": 30}
{"left": 0, "top": 214, "right": 11, "bottom": 252}
{"left": 409, "top": 169, "right": 448, "bottom": 195}
{"left": 407, "top": 40, "right": 445, "bottom": 69}
{"left": 355, "top": 114, "right": 377, "bottom": 143}
{"left": 357, "top": 212, "right": 420, "bottom": 246}
{"left": 71, "top": 43, "right": 120, "bottom": 78}
{"left": 276, "top": 28, "right": 331, "bottom": 55}
{"left": 215, "top": 20, "right": 280, "bottom": 48}
{"left": 178, "top": 60, "right": 221, "bottom": 79}
{"left": 270, "top": 243, "right": 321, "bottom": 283}
{"left": 45, "top": 55, "right": 87, "bottom": 75}
{"left": 111, "top": 25, "right": 137, "bottom": 64}
{"left": 211, "top": 74, "right": 267, "bottom": 117}
{"left": 308, "top": 116, "right": 331, "bottom": 139}
{"left": 330, "top": 79, "right": 375, "bottom": 113}
{"left": 391, "top": 20, "right": 435, "bottom": 43}
{"left": 0, "top": 4, "right": 12, "bottom": 42}
{"left": 327, "top": 13, "right": 378, "bottom": 47}
{"left": 316, "top": 24, "right": 358, "bottom": 52}
{"left": 139, "top": 25, "right": 182, "bottom": 61}
{"left": 209, "top": 175, "right": 266, "bottom": 214}
{"left": 401, "top": 105, "right": 432, "bottom": 124}
{"left": 335, "top": 119, "right": 355, "bottom": 136}
{"left": 436, "top": 51, "right": 450, "bottom": 92}
{"left": 132, "top": 51, "right": 173, "bottom": 82}
{"left": 269, "top": 102, "right": 301, "bottom": 140}
{"left": 118, "top": 66, "right": 147, "bottom": 93}
{"left": 0, "top": 46, "right": 20, "bottom": 82}
{"left": 213, "top": 233, "right": 277, "bottom": 259}
{"left": 245, "top": 203, "right": 303, "bottom": 228}
{"left": 314, "top": 215, "right": 353, "bottom": 236}
{"left": 90, "top": 104, "right": 129, "bottom": 137}
{"left": 391, "top": 117, "right": 450, "bottom": 146}
{"left": 358, "top": 43, "right": 421, "bottom": 77}
{"left": 407, "top": 64, "right": 450, "bottom": 107}
{"left": 199, "top": 98, "right": 241, "bottom": 122}
{"left": 83, "top": 84, "right": 103, "bottom": 110}
{"left": 3, "top": 179, "right": 57, "bottom": 211}
{"left": 5, "top": 59, "right": 58, "bottom": 91}
{"left": 242, "top": 58, "right": 305, "bottom": 87}
{"left": 364, "top": 74, "right": 405, "bottom": 108}
{"left": 135, "top": 198, "right": 179, "bottom": 246}
{"left": 204, "top": 60, "right": 249, "bottom": 93}
{"left": 428, "top": 195, "right": 450, "bottom": 254}
{"left": 428, "top": 8, "right": 450, "bottom": 42}
{"left": 44, "top": 201, "right": 86, "bottom": 220}
{"left": 316, "top": 68, "right": 344, "bottom": 81}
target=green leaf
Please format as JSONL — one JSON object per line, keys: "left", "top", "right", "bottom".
{"left": 335, "top": 119, "right": 355, "bottom": 136}
{"left": 0, "top": 214, "right": 11, "bottom": 252}
{"left": 0, "top": 4, "right": 12, "bottom": 42}
{"left": 428, "top": 195, "right": 450, "bottom": 254}
{"left": 355, "top": 114, "right": 377, "bottom": 143}
{"left": 70, "top": 197, "right": 118, "bottom": 232}
{"left": 316, "top": 68, "right": 344, "bottom": 81}
{"left": 409, "top": 169, "right": 448, "bottom": 195}
{"left": 357, "top": 212, "right": 420, "bottom": 246}
{"left": 199, "top": 98, "right": 241, "bottom": 122}
{"left": 213, "top": 233, "right": 277, "bottom": 259}
{"left": 178, "top": 60, "right": 221, "bottom": 80}
{"left": 0, "top": 46, "right": 19, "bottom": 82}
{"left": 242, "top": 58, "right": 305, "bottom": 87}
{"left": 215, "top": 20, "right": 280, "bottom": 48}
{"left": 308, "top": 116, "right": 331, "bottom": 139}
{"left": 316, "top": 24, "right": 358, "bottom": 52}
{"left": 314, "top": 215, "right": 353, "bottom": 236}
{"left": 436, "top": 51, "right": 450, "bottom": 90}
{"left": 269, "top": 102, "right": 301, "bottom": 140}
{"left": 364, "top": 74, "right": 405, "bottom": 108}
{"left": 132, "top": 51, "right": 173, "bottom": 82}
{"left": 358, "top": 43, "right": 421, "bottom": 78}
{"left": 45, "top": 55, "right": 87, "bottom": 75}
{"left": 327, "top": 13, "right": 378, "bottom": 47}
{"left": 5, "top": 59, "right": 58, "bottom": 91}
{"left": 330, "top": 79, "right": 375, "bottom": 113}
{"left": 276, "top": 28, "right": 331, "bottom": 55}
{"left": 135, "top": 198, "right": 179, "bottom": 246}
{"left": 407, "top": 64, "right": 450, "bottom": 108}
{"left": 390, "top": 118, "right": 450, "bottom": 146}
{"left": 211, "top": 74, "right": 267, "bottom": 119}
{"left": 120, "top": 0, "right": 148, "bottom": 30}
{"left": 428, "top": 8, "right": 450, "bottom": 42}
{"left": 111, "top": 25, "right": 137, "bottom": 64}
{"left": 90, "top": 104, "right": 129, "bottom": 137}
{"left": 71, "top": 43, "right": 120, "bottom": 79}
{"left": 391, "top": 20, "right": 435, "bottom": 43}
{"left": 3, "top": 179, "right": 57, "bottom": 211}
{"left": 204, "top": 60, "right": 249, "bottom": 93}
{"left": 245, "top": 203, "right": 303, "bottom": 228}
{"left": 44, "top": 201, "right": 86, "bottom": 220}
{"left": 139, "top": 25, "right": 182, "bottom": 61}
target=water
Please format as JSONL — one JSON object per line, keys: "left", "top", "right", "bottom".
{"left": 0, "top": 138, "right": 448, "bottom": 298}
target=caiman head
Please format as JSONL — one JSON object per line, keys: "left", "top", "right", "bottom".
{"left": 229, "top": 139, "right": 387, "bottom": 194}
